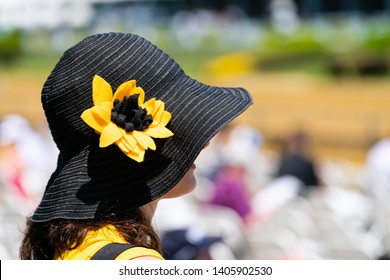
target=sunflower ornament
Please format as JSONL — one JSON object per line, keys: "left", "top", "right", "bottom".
{"left": 81, "top": 75, "right": 174, "bottom": 162}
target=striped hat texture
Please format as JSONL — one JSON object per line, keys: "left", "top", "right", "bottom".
{"left": 32, "top": 32, "right": 253, "bottom": 222}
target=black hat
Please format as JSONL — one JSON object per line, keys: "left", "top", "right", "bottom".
{"left": 32, "top": 32, "right": 252, "bottom": 222}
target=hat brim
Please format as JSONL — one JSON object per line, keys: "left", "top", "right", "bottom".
{"left": 32, "top": 32, "right": 253, "bottom": 222}
{"left": 32, "top": 76, "right": 252, "bottom": 221}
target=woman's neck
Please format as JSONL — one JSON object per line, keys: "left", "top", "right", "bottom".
{"left": 141, "top": 199, "right": 159, "bottom": 221}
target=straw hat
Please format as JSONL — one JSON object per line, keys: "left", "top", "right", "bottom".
{"left": 32, "top": 32, "right": 252, "bottom": 222}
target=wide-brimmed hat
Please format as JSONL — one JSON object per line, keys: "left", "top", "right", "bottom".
{"left": 32, "top": 32, "right": 252, "bottom": 222}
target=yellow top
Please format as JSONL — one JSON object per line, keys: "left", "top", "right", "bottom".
{"left": 55, "top": 225, "right": 164, "bottom": 260}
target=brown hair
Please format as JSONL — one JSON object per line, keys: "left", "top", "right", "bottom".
{"left": 20, "top": 209, "right": 162, "bottom": 260}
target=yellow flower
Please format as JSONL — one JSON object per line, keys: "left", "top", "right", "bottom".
{"left": 81, "top": 75, "right": 174, "bottom": 162}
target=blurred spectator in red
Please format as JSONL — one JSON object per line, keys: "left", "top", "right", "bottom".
{"left": 0, "top": 114, "right": 57, "bottom": 205}
{"left": 0, "top": 137, "right": 27, "bottom": 199}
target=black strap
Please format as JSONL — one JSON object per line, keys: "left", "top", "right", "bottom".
{"left": 90, "top": 243, "right": 136, "bottom": 260}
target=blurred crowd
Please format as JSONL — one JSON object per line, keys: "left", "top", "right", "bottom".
{"left": 155, "top": 123, "right": 390, "bottom": 260}
{"left": 0, "top": 114, "right": 58, "bottom": 259}
{"left": 1, "top": 113, "right": 390, "bottom": 260}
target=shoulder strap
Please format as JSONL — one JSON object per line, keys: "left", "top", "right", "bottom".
{"left": 90, "top": 243, "right": 136, "bottom": 260}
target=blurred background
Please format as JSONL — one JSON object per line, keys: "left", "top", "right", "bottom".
{"left": 1, "top": 0, "right": 390, "bottom": 260}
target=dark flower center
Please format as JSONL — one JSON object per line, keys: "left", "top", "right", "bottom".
{"left": 111, "top": 94, "right": 153, "bottom": 132}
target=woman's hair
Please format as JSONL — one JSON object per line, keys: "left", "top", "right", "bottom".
{"left": 20, "top": 208, "right": 162, "bottom": 260}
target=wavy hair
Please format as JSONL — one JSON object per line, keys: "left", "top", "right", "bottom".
{"left": 20, "top": 209, "right": 162, "bottom": 260}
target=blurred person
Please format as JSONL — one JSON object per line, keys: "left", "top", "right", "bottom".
{"left": 154, "top": 195, "right": 230, "bottom": 260}
{"left": 161, "top": 228, "right": 223, "bottom": 260}
{"left": 19, "top": 32, "right": 253, "bottom": 260}
{"left": 0, "top": 114, "right": 55, "bottom": 205}
{"left": 275, "top": 130, "right": 322, "bottom": 195}
{"left": 196, "top": 125, "right": 264, "bottom": 223}
{"left": 0, "top": 135, "right": 27, "bottom": 199}
{"left": 222, "top": 125, "right": 267, "bottom": 192}
{"left": 208, "top": 163, "right": 252, "bottom": 223}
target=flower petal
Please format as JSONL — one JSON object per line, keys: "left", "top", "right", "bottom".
{"left": 112, "top": 80, "right": 136, "bottom": 102}
{"left": 131, "top": 87, "right": 145, "bottom": 105}
{"left": 159, "top": 111, "right": 172, "bottom": 127}
{"left": 152, "top": 100, "right": 164, "bottom": 123}
{"left": 116, "top": 139, "right": 130, "bottom": 153}
{"left": 126, "top": 148, "right": 145, "bottom": 163}
{"left": 122, "top": 130, "right": 137, "bottom": 149}
{"left": 92, "top": 102, "right": 112, "bottom": 123}
{"left": 81, "top": 108, "right": 106, "bottom": 133}
{"left": 93, "top": 75, "right": 113, "bottom": 105}
{"left": 121, "top": 142, "right": 145, "bottom": 162}
{"left": 133, "top": 130, "right": 156, "bottom": 150}
{"left": 100, "top": 122, "right": 122, "bottom": 147}
{"left": 142, "top": 97, "right": 156, "bottom": 114}
{"left": 145, "top": 126, "right": 174, "bottom": 138}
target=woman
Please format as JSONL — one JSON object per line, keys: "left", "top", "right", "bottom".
{"left": 20, "top": 32, "right": 252, "bottom": 260}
